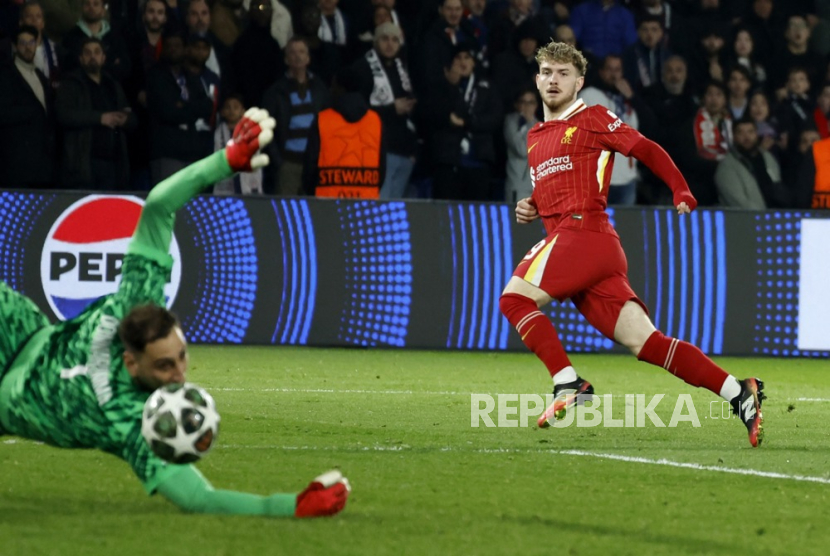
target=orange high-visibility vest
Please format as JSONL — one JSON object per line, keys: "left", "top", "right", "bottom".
{"left": 812, "top": 138, "right": 830, "bottom": 209}
{"left": 315, "top": 108, "right": 382, "bottom": 199}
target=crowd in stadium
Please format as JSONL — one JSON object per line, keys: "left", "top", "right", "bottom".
{"left": 0, "top": 0, "right": 828, "bottom": 209}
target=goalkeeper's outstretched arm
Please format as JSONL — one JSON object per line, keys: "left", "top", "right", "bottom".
{"left": 127, "top": 108, "right": 275, "bottom": 261}
{"left": 156, "top": 465, "right": 350, "bottom": 518}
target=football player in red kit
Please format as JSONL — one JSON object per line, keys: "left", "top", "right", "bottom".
{"left": 499, "top": 41, "right": 766, "bottom": 447}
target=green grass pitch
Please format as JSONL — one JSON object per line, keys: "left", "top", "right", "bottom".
{"left": 2, "top": 347, "right": 829, "bottom": 556}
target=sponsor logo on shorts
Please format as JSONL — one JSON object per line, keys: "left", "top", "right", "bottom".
{"left": 40, "top": 195, "right": 182, "bottom": 320}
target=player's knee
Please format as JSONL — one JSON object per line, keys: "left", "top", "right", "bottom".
{"left": 500, "top": 293, "right": 528, "bottom": 318}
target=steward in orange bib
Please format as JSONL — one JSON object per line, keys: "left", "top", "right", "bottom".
{"left": 795, "top": 136, "right": 830, "bottom": 209}
{"left": 303, "top": 68, "right": 385, "bottom": 198}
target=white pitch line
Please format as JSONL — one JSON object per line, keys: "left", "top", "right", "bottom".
{"left": 216, "top": 444, "right": 830, "bottom": 485}
{"left": 215, "top": 388, "right": 830, "bottom": 403}
{"left": 215, "top": 388, "right": 630, "bottom": 398}
{"left": 216, "top": 387, "right": 468, "bottom": 395}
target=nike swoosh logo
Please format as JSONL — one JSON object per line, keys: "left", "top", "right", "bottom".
{"left": 521, "top": 324, "right": 536, "bottom": 341}
{"left": 527, "top": 142, "right": 539, "bottom": 154}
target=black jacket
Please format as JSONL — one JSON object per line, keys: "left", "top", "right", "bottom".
{"left": 55, "top": 69, "right": 136, "bottom": 188}
{"left": 0, "top": 61, "right": 56, "bottom": 187}
{"left": 421, "top": 74, "right": 502, "bottom": 167}
{"left": 351, "top": 55, "right": 418, "bottom": 157}
{"left": 62, "top": 25, "right": 132, "bottom": 83}
{"left": 146, "top": 63, "right": 213, "bottom": 162}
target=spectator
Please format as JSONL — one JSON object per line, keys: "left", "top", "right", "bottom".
{"left": 622, "top": 15, "right": 671, "bottom": 92}
{"left": 463, "top": 0, "right": 489, "bottom": 59}
{"left": 419, "top": 0, "right": 479, "bottom": 89}
{"left": 795, "top": 134, "right": 830, "bottom": 208}
{"left": 128, "top": 0, "right": 168, "bottom": 106}
{"left": 634, "top": 0, "right": 682, "bottom": 50}
{"left": 213, "top": 94, "right": 264, "bottom": 194}
{"left": 640, "top": 55, "right": 699, "bottom": 203}
{"left": 742, "top": 0, "right": 783, "bottom": 69}
{"left": 775, "top": 67, "right": 814, "bottom": 152}
{"left": 232, "top": 0, "right": 284, "bottom": 108}
{"left": 184, "top": 34, "right": 220, "bottom": 129}
{"left": 355, "top": 4, "right": 394, "bottom": 55}
{"left": 487, "top": 0, "right": 541, "bottom": 58}
{"left": 748, "top": 89, "right": 782, "bottom": 153}
{"left": 687, "top": 80, "right": 732, "bottom": 205}
{"left": 580, "top": 54, "right": 648, "bottom": 205}
{"left": 296, "top": 3, "right": 340, "bottom": 85}
{"left": 714, "top": 117, "right": 786, "bottom": 208}
{"left": 262, "top": 36, "right": 331, "bottom": 195}
{"left": 0, "top": 25, "right": 55, "bottom": 188}
{"left": 569, "top": 0, "right": 637, "bottom": 60}
{"left": 243, "top": 0, "right": 294, "bottom": 48}
{"left": 19, "top": 0, "right": 63, "bottom": 90}
{"left": 125, "top": 0, "right": 168, "bottom": 191}
{"left": 786, "top": 125, "right": 822, "bottom": 186}
{"left": 554, "top": 23, "right": 576, "bottom": 48}
{"left": 303, "top": 68, "right": 385, "bottom": 198}
{"left": 726, "top": 27, "right": 767, "bottom": 91}
{"left": 770, "top": 15, "right": 825, "bottom": 97}
{"left": 62, "top": 0, "right": 131, "bottom": 82}
{"left": 185, "top": 0, "right": 234, "bottom": 94}
{"left": 353, "top": 22, "right": 417, "bottom": 199}
{"left": 210, "top": 0, "right": 247, "bottom": 47}
{"left": 814, "top": 82, "right": 830, "bottom": 137}
{"left": 318, "top": 0, "right": 351, "bottom": 62}
{"left": 687, "top": 26, "right": 726, "bottom": 95}
{"left": 503, "top": 87, "right": 538, "bottom": 203}
{"left": 55, "top": 37, "right": 136, "bottom": 189}
{"left": 492, "top": 17, "right": 545, "bottom": 111}
{"left": 726, "top": 65, "right": 753, "bottom": 119}
{"left": 146, "top": 31, "right": 214, "bottom": 184}
{"left": 422, "top": 42, "right": 502, "bottom": 201}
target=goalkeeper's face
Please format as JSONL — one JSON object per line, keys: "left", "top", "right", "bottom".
{"left": 124, "top": 327, "right": 189, "bottom": 391}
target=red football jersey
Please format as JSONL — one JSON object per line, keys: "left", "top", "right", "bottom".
{"left": 527, "top": 99, "right": 643, "bottom": 230}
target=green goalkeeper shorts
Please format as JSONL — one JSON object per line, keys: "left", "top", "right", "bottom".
{"left": 0, "top": 281, "right": 50, "bottom": 390}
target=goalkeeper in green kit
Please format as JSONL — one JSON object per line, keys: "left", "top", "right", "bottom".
{"left": 0, "top": 108, "right": 350, "bottom": 518}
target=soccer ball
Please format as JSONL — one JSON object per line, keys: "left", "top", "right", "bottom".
{"left": 141, "top": 382, "right": 220, "bottom": 464}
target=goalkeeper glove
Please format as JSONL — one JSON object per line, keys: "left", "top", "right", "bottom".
{"left": 295, "top": 470, "right": 351, "bottom": 518}
{"left": 224, "top": 107, "right": 276, "bottom": 172}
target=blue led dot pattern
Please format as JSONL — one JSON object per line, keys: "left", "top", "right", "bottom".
{"left": 272, "top": 199, "right": 317, "bottom": 344}
{"left": 338, "top": 201, "right": 411, "bottom": 346}
{"left": 447, "top": 204, "right": 513, "bottom": 349}
{"left": 0, "top": 192, "right": 54, "bottom": 292}
{"left": 642, "top": 209, "right": 727, "bottom": 355}
{"left": 753, "top": 212, "right": 829, "bottom": 358}
{"left": 181, "top": 197, "right": 257, "bottom": 342}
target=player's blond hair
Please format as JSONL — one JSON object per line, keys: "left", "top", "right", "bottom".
{"left": 535, "top": 41, "right": 588, "bottom": 77}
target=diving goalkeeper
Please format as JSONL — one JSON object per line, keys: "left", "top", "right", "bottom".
{"left": 0, "top": 108, "right": 350, "bottom": 518}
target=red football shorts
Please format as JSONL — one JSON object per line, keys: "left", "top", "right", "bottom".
{"left": 512, "top": 228, "right": 647, "bottom": 339}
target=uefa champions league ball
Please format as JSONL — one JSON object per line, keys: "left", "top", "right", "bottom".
{"left": 141, "top": 383, "right": 220, "bottom": 464}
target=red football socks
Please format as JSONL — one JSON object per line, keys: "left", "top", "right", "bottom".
{"left": 637, "top": 330, "right": 728, "bottom": 394}
{"left": 499, "top": 293, "right": 571, "bottom": 377}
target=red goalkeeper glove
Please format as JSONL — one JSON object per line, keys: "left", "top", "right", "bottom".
{"left": 295, "top": 470, "right": 351, "bottom": 518}
{"left": 224, "top": 107, "right": 276, "bottom": 172}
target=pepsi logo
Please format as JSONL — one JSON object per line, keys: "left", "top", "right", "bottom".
{"left": 40, "top": 195, "right": 182, "bottom": 320}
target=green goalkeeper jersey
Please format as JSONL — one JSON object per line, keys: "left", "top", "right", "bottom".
{"left": 0, "top": 151, "right": 233, "bottom": 494}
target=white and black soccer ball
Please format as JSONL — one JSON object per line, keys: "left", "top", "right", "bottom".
{"left": 141, "top": 382, "right": 220, "bottom": 464}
